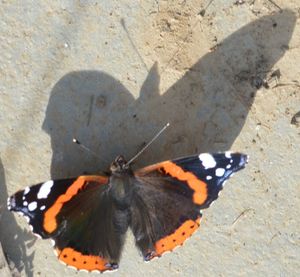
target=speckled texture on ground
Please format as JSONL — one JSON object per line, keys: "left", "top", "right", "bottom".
{"left": 0, "top": 1, "right": 299, "bottom": 276}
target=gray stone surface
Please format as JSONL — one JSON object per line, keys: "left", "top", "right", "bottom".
{"left": 0, "top": 1, "right": 299, "bottom": 276}
{"left": 0, "top": 243, "right": 12, "bottom": 277}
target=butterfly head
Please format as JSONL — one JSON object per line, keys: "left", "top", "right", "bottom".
{"left": 110, "top": 155, "right": 130, "bottom": 173}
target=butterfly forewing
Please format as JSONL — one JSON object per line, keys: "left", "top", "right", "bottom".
{"left": 172, "top": 152, "right": 248, "bottom": 208}
{"left": 8, "top": 178, "right": 79, "bottom": 238}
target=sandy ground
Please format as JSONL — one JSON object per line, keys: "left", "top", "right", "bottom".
{"left": 0, "top": 1, "right": 299, "bottom": 276}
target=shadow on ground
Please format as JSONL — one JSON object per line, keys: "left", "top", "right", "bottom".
{"left": 0, "top": 158, "right": 35, "bottom": 277}
{"left": 42, "top": 10, "right": 296, "bottom": 179}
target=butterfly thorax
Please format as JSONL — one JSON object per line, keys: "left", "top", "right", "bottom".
{"left": 109, "top": 155, "right": 134, "bottom": 207}
{"left": 110, "top": 155, "right": 130, "bottom": 174}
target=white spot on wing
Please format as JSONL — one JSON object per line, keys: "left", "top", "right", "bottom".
{"left": 28, "top": 201, "right": 37, "bottom": 211}
{"left": 7, "top": 197, "right": 11, "bottom": 209}
{"left": 91, "top": 270, "right": 101, "bottom": 274}
{"left": 23, "top": 201, "right": 28, "bottom": 206}
{"left": 40, "top": 205, "right": 46, "bottom": 211}
{"left": 34, "top": 233, "right": 42, "bottom": 239}
{"left": 59, "top": 260, "right": 67, "bottom": 266}
{"left": 37, "top": 180, "right": 54, "bottom": 199}
{"left": 226, "top": 164, "right": 231, "bottom": 169}
{"left": 206, "top": 175, "right": 212, "bottom": 180}
{"left": 53, "top": 249, "right": 58, "bottom": 257}
{"left": 216, "top": 168, "right": 225, "bottom": 177}
{"left": 199, "top": 153, "right": 216, "bottom": 169}
{"left": 24, "top": 187, "right": 30, "bottom": 195}
{"left": 225, "top": 151, "right": 232, "bottom": 158}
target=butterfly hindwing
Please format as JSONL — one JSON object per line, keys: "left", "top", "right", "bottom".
{"left": 8, "top": 175, "right": 123, "bottom": 272}
{"left": 52, "top": 177, "right": 126, "bottom": 272}
{"left": 132, "top": 152, "right": 248, "bottom": 259}
{"left": 130, "top": 175, "right": 201, "bottom": 260}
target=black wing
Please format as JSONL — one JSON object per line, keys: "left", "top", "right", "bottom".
{"left": 130, "top": 152, "right": 248, "bottom": 260}
{"left": 8, "top": 175, "right": 124, "bottom": 272}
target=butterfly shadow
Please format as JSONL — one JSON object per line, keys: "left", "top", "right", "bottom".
{"left": 0, "top": 158, "right": 35, "bottom": 277}
{"left": 43, "top": 10, "right": 296, "bottom": 179}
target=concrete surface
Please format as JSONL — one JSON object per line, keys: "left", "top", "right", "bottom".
{"left": 0, "top": 1, "right": 299, "bottom": 276}
{"left": 0, "top": 243, "right": 11, "bottom": 277}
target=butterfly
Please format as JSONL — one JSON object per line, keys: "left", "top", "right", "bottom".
{"left": 8, "top": 151, "right": 247, "bottom": 273}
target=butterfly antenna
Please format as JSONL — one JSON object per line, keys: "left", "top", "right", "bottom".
{"left": 73, "top": 138, "right": 100, "bottom": 159}
{"left": 126, "top": 122, "right": 170, "bottom": 166}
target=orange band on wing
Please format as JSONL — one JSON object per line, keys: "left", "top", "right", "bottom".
{"left": 159, "top": 161, "right": 208, "bottom": 205}
{"left": 44, "top": 176, "right": 108, "bottom": 233}
{"left": 154, "top": 217, "right": 201, "bottom": 257}
{"left": 56, "top": 247, "right": 113, "bottom": 272}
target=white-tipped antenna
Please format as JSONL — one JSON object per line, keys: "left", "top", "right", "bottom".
{"left": 126, "top": 123, "right": 170, "bottom": 166}
{"left": 72, "top": 138, "right": 100, "bottom": 159}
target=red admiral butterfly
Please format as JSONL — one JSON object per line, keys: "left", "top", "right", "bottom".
{"left": 8, "top": 151, "right": 248, "bottom": 273}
